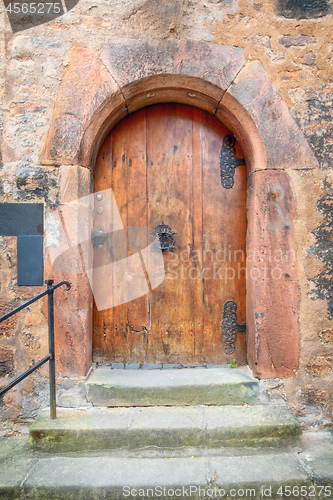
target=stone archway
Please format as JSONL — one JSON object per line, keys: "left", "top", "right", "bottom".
{"left": 41, "top": 39, "right": 318, "bottom": 379}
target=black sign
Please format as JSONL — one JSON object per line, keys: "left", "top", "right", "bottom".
{"left": 0, "top": 203, "right": 44, "bottom": 286}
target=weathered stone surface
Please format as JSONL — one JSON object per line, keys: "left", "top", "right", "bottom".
{"left": 299, "top": 388, "right": 331, "bottom": 428}
{"left": 24, "top": 456, "right": 209, "bottom": 499}
{"left": 292, "top": 86, "right": 333, "bottom": 170}
{"left": 101, "top": 39, "right": 245, "bottom": 101}
{"left": 213, "top": 453, "right": 311, "bottom": 497}
{"left": 29, "top": 404, "right": 301, "bottom": 453}
{"left": 277, "top": 0, "right": 331, "bottom": 19}
{"left": 86, "top": 366, "right": 258, "bottom": 406}
{"left": 278, "top": 35, "right": 317, "bottom": 48}
{"left": 43, "top": 194, "right": 94, "bottom": 378}
{"left": 0, "top": 301, "right": 19, "bottom": 338}
{"left": 319, "top": 329, "right": 333, "bottom": 344}
{"left": 0, "top": 164, "right": 59, "bottom": 206}
{"left": 3, "top": 33, "right": 69, "bottom": 166}
{"left": 1, "top": 432, "right": 333, "bottom": 499}
{"left": 224, "top": 61, "right": 319, "bottom": 171}
{"left": 301, "top": 431, "right": 333, "bottom": 486}
{"left": 57, "top": 379, "right": 90, "bottom": 408}
{"left": 40, "top": 43, "right": 123, "bottom": 167}
{"left": 307, "top": 172, "right": 333, "bottom": 318}
{"left": 98, "top": 40, "right": 244, "bottom": 114}
{"left": 44, "top": 270, "right": 92, "bottom": 377}
{"left": 286, "top": 168, "right": 333, "bottom": 428}
{"left": 127, "top": 405, "right": 302, "bottom": 450}
{"left": 0, "top": 346, "right": 14, "bottom": 377}
{"left": 78, "top": 40, "right": 245, "bottom": 168}
{"left": 58, "top": 165, "right": 93, "bottom": 204}
{"left": 0, "top": 436, "right": 32, "bottom": 498}
{"left": 306, "top": 356, "right": 333, "bottom": 378}
{"left": 247, "top": 170, "right": 299, "bottom": 378}
{"left": 10, "top": 452, "right": 314, "bottom": 500}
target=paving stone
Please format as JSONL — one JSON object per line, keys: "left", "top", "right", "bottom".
{"left": 211, "top": 453, "right": 311, "bottom": 500}
{"left": 300, "top": 431, "right": 333, "bottom": 487}
{"left": 23, "top": 456, "right": 208, "bottom": 499}
{"left": 0, "top": 436, "right": 34, "bottom": 499}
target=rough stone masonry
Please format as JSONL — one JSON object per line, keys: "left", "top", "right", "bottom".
{"left": 0, "top": 0, "right": 332, "bottom": 430}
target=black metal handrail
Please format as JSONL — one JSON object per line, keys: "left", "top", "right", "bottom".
{"left": 0, "top": 279, "right": 71, "bottom": 419}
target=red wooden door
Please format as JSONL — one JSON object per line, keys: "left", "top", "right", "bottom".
{"left": 93, "top": 104, "right": 247, "bottom": 365}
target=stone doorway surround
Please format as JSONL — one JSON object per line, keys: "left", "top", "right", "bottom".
{"left": 40, "top": 39, "right": 318, "bottom": 380}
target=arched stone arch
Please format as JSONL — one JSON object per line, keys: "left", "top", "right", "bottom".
{"left": 42, "top": 40, "right": 318, "bottom": 379}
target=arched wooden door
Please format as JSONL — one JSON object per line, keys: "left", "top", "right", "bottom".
{"left": 93, "top": 104, "right": 247, "bottom": 365}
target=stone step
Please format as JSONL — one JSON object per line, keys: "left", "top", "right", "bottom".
{"left": 2, "top": 443, "right": 317, "bottom": 500}
{"left": 86, "top": 366, "right": 259, "bottom": 406}
{"left": 29, "top": 405, "right": 301, "bottom": 453}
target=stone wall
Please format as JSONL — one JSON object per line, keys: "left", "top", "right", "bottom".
{"left": 0, "top": 0, "right": 332, "bottom": 429}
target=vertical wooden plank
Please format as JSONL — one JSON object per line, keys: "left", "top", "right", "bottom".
{"left": 126, "top": 109, "right": 149, "bottom": 363}
{"left": 146, "top": 104, "right": 176, "bottom": 363}
{"left": 201, "top": 114, "right": 226, "bottom": 363}
{"left": 228, "top": 161, "right": 247, "bottom": 364}
{"left": 201, "top": 115, "right": 247, "bottom": 364}
{"left": 146, "top": 104, "right": 194, "bottom": 363}
{"left": 168, "top": 104, "right": 194, "bottom": 363}
{"left": 93, "top": 134, "right": 113, "bottom": 362}
{"left": 192, "top": 108, "right": 204, "bottom": 363}
{"left": 110, "top": 118, "right": 130, "bottom": 362}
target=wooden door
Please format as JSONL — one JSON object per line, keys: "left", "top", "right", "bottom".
{"left": 93, "top": 104, "right": 247, "bottom": 365}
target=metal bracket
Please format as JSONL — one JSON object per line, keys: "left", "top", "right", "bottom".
{"left": 151, "top": 222, "right": 176, "bottom": 252}
{"left": 220, "top": 134, "right": 246, "bottom": 189}
{"left": 221, "top": 300, "right": 246, "bottom": 355}
{"left": 91, "top": 228, "right": 107, "bottom": 249}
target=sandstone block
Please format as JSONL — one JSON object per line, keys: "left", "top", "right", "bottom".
{"left": 101, "top": 39, "right": 245, "bottom": 99}
{"left": 224, "top": 61, "right": 319, "bottom": 170}
{"left": 40, "top": 43, "right": 123, "bottom": 167}
{"left": 58, "top": 165, "right": 93, "bottom": 204}
{"left": 246, "top": 170, "right": 299, "bottom": 378}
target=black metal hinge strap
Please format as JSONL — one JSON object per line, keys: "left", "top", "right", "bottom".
{"left": 220, "top": 134, "right": 246, "bottom": 189}
{"left": 221, "top": 300, "right": 246, "bottom": 355}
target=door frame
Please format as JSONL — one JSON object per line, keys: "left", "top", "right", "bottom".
{"left": 41, "top": 40, "right": 318, "bottom": 379}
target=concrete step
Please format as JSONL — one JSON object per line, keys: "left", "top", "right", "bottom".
{"left": 29, "top": 405, "right": 301, "bottom": 453}
{"left": 86, "top": 366, "right": 259, "bottom": 406}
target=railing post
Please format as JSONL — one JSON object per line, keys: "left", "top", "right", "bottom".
{"left": 46, "top": 279, "right": 56, "bottom": 419}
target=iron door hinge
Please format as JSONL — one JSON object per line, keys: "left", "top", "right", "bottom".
{"left": 221, "top": 300, "right": 246, "bottom": 354}
{"left": 220, "top": 134, "right": 246, "bottom": 189}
